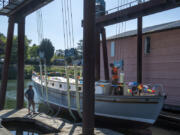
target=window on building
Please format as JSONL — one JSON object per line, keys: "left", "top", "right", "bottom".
{"left": 111, "top": 41, "right": 115, "bottom": 57}
{"left": 144, "top": 36, "right": 151, "bottom": 54}
{"left": 59, "top": 84, "right": 62, "bottom": 88}
{"left": 78, "top": 87, "right": 81, "bottom": 91}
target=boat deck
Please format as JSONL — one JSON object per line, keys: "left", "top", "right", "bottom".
{"left": 0, "top": 108, "right": 123, "bottom": 135}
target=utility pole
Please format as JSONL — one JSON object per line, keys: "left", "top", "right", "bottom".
{"left": 83, "top": 0, "right": 96, "bottom": 134}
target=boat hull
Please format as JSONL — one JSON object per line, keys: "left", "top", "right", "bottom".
{"left": 33, "top": 79, "right": 164, "bottom": 128}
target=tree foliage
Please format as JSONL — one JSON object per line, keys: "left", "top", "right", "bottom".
{"left": 0, "top": 33, "right": 6, "bottom": 57}
{"left": 39, "top": 38, "right": 55, "bottom": 65}
{"left": 28, "top": 44, "right": 39, "bottom": 59}
{"left": 56, "top": 49, "right": 64, "bottom": 57}
{"left": 77, "top": 40, "right": 83, "bottom": 57}
{"left": 10, "top": 36, "right": 31, "bottom": 63}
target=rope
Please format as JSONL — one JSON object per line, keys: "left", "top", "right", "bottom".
{"left": 61, "top": 0, "right": 67, "bottom": 49}
{"left": 63, "top": 0, "right": 70, "bottom": 49}
{"left": 36, "top": 9, "right": 55, "bottom": 115}
{"left": 69, "top": 0, "right": 75, "bottom": 48}
{"left": 36, "top": 9, "right": 44, "bottom": 44}
{"left": 66, "top": 0, "right": 72, "bottom": 49}
{"left": 60, "top": 0, "right": 77, "bottom": 121}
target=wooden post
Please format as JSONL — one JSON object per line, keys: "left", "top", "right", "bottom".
{"left": 16, "top": 17, "right": 25, "bottom": 109}
{"left": 95, "top": 27, "right": 100, "bottom": 81}
{"left": 0, "top": 17, "right": 15, "bottom": 110}
{"left": 137, "top": 17, "right": 143, "bottom": 84}
{"left": 83, "top": 0, "right": 96, "bottom": 134}
{"left": 101, "top": 27, "right": 109, "bottom": 80}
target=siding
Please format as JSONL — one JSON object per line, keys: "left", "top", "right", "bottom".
{"left": 100, "top": 29, "right": 180, "bottom": 107}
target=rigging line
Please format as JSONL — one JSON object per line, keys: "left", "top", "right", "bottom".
{"left": 63, "top": 0, "right": 69, "bottom": 49}
{"left": 69, "top": 0, "right": 75, "bottom": 48}
{"left": 66, "top": 0, "right": 72, "bottom": 49}
{"left": 40, "top": 10, "right": 44, "bottom": 40}
{"left": 61, "top": 0, "right": 67, "bottom": 50}
{"left": 36, "top": 10, "right": 42, "bottom": 44}
{"left": 36, "top": 9, "right": 44, "bottom": 44}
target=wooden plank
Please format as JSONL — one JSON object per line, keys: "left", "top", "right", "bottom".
{"left": 96, "top": 0, "right": 180, "bottom": 26}
{"left": 16, "top": 17, "right": 25, "bottom": 109}
{"left": 82, "top": 0, "right": 96, "bottom": 134}
{"left": 0, "top": 109, "right": 123, "bottom": 135}
{"left": 8, "top": 0, "right": 54, "bottom": 18}
{"left": 137, "top": 17, "right": 143, "bottom": 83}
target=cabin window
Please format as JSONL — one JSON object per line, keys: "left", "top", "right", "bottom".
{"left": 59, "top": 84, "right": 62, "bottom": 88}
{"left": 78, "top": 87, "right": 81, "bottom": 91}
{"left": 144, "top": 36, "right": 151, "bottom": 54}
{"left": 52, "top": 83, "right": 54, "bottom": 86}
{"left": 111, "top": 41, "right": 115, "bottom": 57}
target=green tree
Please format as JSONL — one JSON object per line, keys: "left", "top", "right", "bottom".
{"left": 56, "top": 49, "right": 64, "bottom": 57}
{"left": 10, "top": 36, "right": 31, "bottom": 63}
{"left": 77, "top": 40, "right": 83, "bottom": 56}
{"left": 39, "top": 38, "right": 55, "bottom": 65}
{"left": 0, "top": 33, "right": 6, "bottom": 58}
{"left": 28, "top": 44, "right": 39, "bottom": 59}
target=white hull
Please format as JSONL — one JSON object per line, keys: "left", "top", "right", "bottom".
{"left": 32, "top": 76, "right": 165, "bottom": 127}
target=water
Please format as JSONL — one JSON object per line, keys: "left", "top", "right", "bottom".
{"left": 1, "top": 80, "right": 180, "bottom": 135}
{"left": 3, "top": 80, "right": 39, "bottom": 109}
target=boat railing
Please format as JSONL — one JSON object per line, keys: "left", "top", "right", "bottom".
{"left": 142, "top": 83, "right": 166, "bottom": 96}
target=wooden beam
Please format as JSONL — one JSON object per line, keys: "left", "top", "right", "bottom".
{"left": 101, "top": 27, "right": 109, "bottom": 80}
{"left": 96, "top": 0, "right": 180, "bottom": 27}
{"left": 0, "top": 17, "right": 15, "bottom": 110}
{"left": 95, "top": 27, "right": 101, "bottom": 81}
{"left": 16, "top": 17, "right": 25, "bottom": 109}
{"left": 82, "top": 0, "right": 96, "bottom": 134}
{"left": 10, "top": 0, "right": 54, "bottom": 20}
{"left": 137, "top": 17, "right": 142, "bottom": 84}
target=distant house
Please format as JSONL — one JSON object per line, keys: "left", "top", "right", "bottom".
{"left": 55, "top": 49, "right": 64, "bottom": 57}
{"left": 73, "top": 59, "right": 83, "bottom": 66}
{"left": 53, "top": 59, "right": 65, "bottom": 65}
{"left": 100, "top": 20, "right": 180, "bottom": 111}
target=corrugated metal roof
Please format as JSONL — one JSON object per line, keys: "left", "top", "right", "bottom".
{"left": 107, "top": 20, "right": 180, "bottom": 40}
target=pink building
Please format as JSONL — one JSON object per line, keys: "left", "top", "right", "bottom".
{"left": 100, "top": 20, "right": 180, "bottom": 110}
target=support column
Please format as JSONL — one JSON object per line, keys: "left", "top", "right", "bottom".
{"left": 95, "top": 27, "right": 100, "bottom": 81}
{"left": 137, "top": 17, "right": 142, "bottom": 84}
{"left": 83, "top": 0, "right": 96, "bottom": 134}
{"left": 101, "top": 27, "right": 109, "bottom": 80}
{"left": 16, "top": 17, "right": 25, "bottom": 109}
{"left": 0, "top": 17, "right": 15, "bottom": 110}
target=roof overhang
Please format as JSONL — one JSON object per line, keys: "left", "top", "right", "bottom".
{"left": 0, "top": 0, "right": 54, "bottom": 21}
{"left": 96, "top": 0, "right": 180, "bottom": 27}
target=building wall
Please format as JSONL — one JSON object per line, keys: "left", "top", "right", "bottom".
{"left": 100, "top": 29, "right": 180, "bottom": 107}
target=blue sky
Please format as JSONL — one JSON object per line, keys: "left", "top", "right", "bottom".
{"left": 0, "top": 0, "right": 180, "bottom": 50}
